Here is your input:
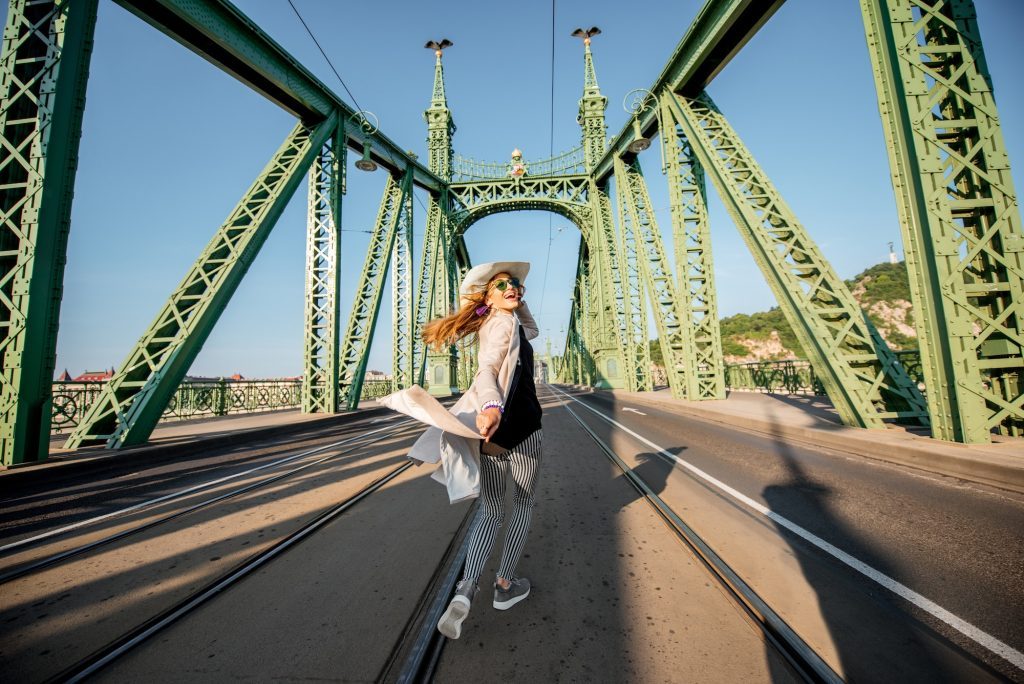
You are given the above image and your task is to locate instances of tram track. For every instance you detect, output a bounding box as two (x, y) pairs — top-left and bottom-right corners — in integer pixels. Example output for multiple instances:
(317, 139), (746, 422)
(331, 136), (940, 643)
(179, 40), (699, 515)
(49, 459), (416, 683)
(1, 412), (444, 682)
(0, 417), (416, 585)
(545, 384), (842, 684)
(0, 414), (416, 557)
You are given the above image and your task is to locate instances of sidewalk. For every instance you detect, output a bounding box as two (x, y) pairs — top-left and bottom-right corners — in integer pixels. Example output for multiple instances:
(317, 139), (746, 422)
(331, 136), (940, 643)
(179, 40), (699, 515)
(608, 388), (1024, 495)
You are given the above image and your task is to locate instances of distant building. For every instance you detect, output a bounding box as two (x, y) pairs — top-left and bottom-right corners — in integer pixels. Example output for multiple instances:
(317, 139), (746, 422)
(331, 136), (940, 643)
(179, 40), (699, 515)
(365, 370), (390, 381)
(73, 368), (114, 382)
(56, 369), (72, 382)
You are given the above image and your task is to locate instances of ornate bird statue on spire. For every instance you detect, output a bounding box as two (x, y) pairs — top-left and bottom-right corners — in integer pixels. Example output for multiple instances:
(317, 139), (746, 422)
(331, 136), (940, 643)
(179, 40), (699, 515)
(571, 27), (601, 44)
(424, 39), (454, 57)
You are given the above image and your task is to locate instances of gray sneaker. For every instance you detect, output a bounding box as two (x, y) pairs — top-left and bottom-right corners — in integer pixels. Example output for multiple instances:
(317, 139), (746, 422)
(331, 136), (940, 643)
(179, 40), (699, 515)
(493, 577), (531, 610)
(437, 579), (477, 639)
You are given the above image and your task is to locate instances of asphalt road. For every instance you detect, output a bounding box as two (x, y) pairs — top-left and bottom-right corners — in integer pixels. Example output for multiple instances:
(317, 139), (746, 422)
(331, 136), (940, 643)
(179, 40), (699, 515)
(2, 388), (1021, 681)
(555, 386), (1024, 682)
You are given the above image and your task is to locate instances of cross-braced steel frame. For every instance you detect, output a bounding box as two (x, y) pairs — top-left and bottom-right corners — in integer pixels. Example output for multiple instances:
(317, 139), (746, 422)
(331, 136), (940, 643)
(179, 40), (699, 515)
(1, 0), (1021, 468)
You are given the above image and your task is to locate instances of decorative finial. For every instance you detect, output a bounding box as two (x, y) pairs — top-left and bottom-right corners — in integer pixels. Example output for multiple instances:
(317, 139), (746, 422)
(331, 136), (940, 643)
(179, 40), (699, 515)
(424, 39), (454, 58)
(571, 27), (601, 46)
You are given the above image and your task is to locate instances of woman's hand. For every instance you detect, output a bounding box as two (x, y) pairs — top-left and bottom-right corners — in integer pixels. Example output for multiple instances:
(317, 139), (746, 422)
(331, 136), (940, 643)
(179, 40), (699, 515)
(476, 407), (502, 441)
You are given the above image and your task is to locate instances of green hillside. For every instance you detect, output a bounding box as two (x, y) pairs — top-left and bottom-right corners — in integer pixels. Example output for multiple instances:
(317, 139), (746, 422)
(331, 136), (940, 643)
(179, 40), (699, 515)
(716, 261), (916, 362)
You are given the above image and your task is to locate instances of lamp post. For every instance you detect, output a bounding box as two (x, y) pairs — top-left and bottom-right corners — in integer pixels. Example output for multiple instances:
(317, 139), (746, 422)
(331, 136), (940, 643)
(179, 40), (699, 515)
(350, 110), (380, 172)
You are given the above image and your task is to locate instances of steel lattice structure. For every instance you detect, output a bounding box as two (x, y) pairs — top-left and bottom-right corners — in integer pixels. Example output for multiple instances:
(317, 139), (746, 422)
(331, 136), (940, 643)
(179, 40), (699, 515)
(1, 0), (1021, 467)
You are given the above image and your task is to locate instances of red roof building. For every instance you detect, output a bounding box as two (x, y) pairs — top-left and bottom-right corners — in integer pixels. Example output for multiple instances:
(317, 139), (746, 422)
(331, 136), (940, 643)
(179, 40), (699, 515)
(72, 368), (114, 382)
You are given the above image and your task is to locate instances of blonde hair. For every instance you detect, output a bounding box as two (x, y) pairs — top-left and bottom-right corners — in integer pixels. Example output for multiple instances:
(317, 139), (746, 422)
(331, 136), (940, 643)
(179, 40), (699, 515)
(421, 275), (504, 351)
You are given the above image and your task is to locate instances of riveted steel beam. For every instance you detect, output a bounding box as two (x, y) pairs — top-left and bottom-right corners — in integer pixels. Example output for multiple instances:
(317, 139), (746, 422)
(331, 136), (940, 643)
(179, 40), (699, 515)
(615, 156), (689, 399)
(112, 0), (441, 192)
(338, 169), (413, 410)
(67, 115), (337, 449)
(391, 175), (415, 390)
(613, 170), (653, 392)
(669, 92), (929, 429)
(661, 91), (726, 400)
(589, 181), (630, 389)
(861, 0), (1024, 442)
(593, 0), (785, 183)
(301, 121), (344, 414)
(0, 0), (98, 465)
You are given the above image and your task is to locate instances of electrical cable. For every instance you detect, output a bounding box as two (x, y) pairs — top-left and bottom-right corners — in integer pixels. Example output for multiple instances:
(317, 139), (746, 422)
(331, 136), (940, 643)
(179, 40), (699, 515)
(538, 0), (557, 329)
(287, 0), (431, 221)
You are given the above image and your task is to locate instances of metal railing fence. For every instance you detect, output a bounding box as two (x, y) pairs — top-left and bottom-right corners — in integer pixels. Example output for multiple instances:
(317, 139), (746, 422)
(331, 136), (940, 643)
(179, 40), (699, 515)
(50, 378), (396, 432)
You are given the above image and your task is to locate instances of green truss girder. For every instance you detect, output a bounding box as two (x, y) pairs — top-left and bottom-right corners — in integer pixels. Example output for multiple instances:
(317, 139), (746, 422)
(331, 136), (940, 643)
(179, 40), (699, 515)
(572, 239), (598, 385)
(67, 115), (337, 449)
(860, 0), (1024, 442)
(589, 181), (632, 389)
(661, 92), (726, 400)
(413, 193), (443, 385)
(615, 155), (690, 399)
(613, 171), (653, 392)
(668, 91), (930, 429)
(448, 176), (592, 237)
(338, 168), (414, 410)
(391, 178), (414, 390)
(0, 0), (98, 466)
(301, 122), (344, 414)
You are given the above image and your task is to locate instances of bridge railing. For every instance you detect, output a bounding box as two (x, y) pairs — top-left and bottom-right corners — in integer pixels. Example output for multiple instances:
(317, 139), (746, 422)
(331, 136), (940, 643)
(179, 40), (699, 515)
(50, 378), (396, 432)
(452, 146), (586, 181)
(721, 350), (924, 395)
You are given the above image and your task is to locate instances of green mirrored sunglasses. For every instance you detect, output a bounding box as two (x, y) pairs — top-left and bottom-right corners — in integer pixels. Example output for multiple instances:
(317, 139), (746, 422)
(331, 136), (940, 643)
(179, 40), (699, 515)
(490, 277), (522, 292)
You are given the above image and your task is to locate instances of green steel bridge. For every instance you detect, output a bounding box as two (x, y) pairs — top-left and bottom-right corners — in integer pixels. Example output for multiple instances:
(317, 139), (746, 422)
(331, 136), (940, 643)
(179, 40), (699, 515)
(1, 0), (1022, 467)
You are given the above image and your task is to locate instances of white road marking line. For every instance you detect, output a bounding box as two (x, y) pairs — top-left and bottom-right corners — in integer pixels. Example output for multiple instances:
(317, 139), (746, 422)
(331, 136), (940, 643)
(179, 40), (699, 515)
(622, 407), (647, 415)
(551, 385), (1024, 671)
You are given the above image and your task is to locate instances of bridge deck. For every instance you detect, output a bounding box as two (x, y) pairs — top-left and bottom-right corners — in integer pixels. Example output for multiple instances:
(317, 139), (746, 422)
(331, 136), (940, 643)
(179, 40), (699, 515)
(1, 387), (1021, 681)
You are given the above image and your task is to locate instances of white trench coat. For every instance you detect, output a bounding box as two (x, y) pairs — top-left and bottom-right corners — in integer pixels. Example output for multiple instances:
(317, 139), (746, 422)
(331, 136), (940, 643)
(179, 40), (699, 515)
(378, 302), (539, 503)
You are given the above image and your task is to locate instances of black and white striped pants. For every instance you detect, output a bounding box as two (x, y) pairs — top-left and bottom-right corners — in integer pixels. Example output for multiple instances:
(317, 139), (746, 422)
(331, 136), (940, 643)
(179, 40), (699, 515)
(462, 429), (543, 585)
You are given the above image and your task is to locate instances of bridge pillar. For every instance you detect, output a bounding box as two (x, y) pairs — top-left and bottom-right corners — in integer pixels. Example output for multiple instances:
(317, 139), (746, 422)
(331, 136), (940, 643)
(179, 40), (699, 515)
(668, 92), (929, 430)
(0, 0), (98, 465)
(861, 0), (1024, 441)
(302, 122), (344, 414)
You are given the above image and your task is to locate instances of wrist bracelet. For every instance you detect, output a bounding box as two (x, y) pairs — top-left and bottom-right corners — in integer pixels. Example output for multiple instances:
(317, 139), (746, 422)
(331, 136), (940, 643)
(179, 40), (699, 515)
(481, 400), (504, 414)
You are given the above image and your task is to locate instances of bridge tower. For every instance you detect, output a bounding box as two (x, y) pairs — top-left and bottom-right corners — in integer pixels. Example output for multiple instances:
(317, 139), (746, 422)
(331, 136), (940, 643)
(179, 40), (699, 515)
(418, 42), (459, 397)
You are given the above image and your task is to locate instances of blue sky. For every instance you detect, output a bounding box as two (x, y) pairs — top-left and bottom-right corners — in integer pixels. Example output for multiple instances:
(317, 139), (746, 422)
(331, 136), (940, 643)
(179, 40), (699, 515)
(25, 0), (1023, 378)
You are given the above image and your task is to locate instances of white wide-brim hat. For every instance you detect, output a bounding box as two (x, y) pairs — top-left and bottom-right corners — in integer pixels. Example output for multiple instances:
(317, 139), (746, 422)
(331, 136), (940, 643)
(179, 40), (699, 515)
(458, 261), (530, 309)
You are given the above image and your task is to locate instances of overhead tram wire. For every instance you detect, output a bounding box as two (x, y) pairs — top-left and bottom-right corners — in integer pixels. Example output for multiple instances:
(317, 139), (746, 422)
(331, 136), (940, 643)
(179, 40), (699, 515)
(286, 0), (430, 218)
(538, 0), (556, 326)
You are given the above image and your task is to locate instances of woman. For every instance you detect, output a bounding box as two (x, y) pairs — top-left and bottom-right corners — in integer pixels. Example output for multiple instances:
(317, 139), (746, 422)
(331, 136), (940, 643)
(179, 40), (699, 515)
(379, 261), (543, 640)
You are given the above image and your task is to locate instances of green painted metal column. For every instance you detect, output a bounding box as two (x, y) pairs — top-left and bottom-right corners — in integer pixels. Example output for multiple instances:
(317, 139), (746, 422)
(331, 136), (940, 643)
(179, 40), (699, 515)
(0, 0), (98, 465)
(615, 155), (690, 399)
(338, 168), (414, 409)
(661, 91), (726, 400)
(391, 176), (414, 389)
(614, 170), (653, 392)
(590, 182), (631, 389)
(67, 115), (338, 448)
(861, 0), (1024, 441)
(669, 92), (929, 429)
(301, 120), (344, 413)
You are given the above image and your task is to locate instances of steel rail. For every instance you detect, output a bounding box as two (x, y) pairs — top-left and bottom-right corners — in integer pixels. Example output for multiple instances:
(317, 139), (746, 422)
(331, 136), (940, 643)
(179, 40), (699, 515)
(50, 459), (414, 683)
(375, 499), (480, 683)
(0, 415), (413, 555)
(0, 421), (416, 585)
(545, 384), (843, 684)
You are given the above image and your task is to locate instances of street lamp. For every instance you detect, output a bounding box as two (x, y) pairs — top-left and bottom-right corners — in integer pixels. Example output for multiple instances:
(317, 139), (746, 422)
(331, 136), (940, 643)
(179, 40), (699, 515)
(350, 111), (380, 172)
(623, 89), (656, 154)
